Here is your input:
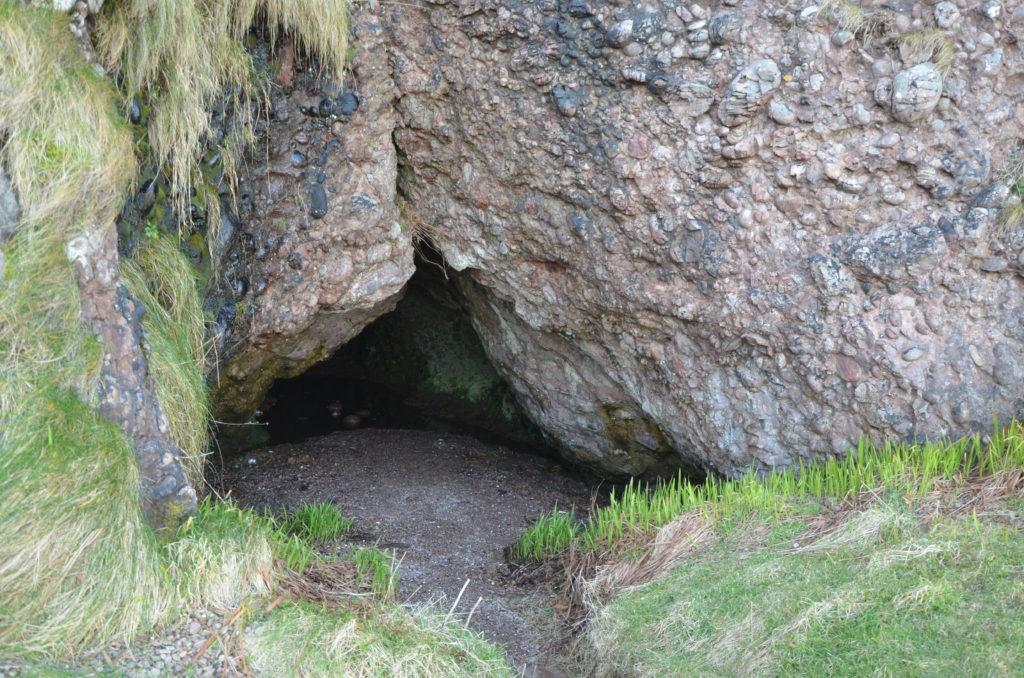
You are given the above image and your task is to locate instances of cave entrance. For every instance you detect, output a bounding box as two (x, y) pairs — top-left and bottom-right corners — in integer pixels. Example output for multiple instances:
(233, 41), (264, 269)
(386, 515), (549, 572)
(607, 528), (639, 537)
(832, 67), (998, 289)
(221, 253), (592, 672)
(253, 251), (547, 453)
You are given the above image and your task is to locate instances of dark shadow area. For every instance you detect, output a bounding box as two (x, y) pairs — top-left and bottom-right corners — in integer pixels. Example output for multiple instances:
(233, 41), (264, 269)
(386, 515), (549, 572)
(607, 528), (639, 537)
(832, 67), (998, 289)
(250, 250), (550, 453)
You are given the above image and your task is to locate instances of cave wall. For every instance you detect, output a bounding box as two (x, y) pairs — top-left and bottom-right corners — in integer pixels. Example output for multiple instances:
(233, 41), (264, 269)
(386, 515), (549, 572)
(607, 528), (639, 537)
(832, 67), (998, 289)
(211, 0), (1024, 477)
(209, 20), (415, 421)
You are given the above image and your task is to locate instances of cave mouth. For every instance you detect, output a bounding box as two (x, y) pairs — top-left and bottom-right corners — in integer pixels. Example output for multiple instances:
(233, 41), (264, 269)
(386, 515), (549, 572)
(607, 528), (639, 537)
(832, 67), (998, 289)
(253, 250), (550, 454)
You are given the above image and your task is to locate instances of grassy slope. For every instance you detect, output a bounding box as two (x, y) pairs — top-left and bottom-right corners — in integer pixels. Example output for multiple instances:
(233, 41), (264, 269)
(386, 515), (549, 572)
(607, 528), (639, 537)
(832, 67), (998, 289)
(512, 425), (1024, 676)
(0, 4), (160, 654)
(248, 600), (513, 678)
(590, 497), (1024, 676)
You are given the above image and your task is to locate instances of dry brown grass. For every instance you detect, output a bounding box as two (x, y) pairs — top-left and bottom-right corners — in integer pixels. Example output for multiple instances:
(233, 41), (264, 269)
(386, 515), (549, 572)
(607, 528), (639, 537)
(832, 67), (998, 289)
(278, 560), (364, 606)
(900, 30), (956, 75)
(820, 0), (899, 47)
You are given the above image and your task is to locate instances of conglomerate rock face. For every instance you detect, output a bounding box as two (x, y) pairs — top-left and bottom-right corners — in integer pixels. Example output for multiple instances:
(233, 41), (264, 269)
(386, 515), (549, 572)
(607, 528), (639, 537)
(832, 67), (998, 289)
(211, 22), (415, 420)
(216, 0), (1024, 477)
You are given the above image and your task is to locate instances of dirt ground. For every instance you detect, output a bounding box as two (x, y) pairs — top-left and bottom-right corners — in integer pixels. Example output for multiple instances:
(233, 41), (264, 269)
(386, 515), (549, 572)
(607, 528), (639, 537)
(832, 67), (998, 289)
(219, 428), (594, 676)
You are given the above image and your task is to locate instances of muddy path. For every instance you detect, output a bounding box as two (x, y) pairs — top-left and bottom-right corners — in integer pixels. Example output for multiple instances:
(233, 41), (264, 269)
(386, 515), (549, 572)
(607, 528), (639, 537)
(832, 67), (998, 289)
(220, 428), (594, 675)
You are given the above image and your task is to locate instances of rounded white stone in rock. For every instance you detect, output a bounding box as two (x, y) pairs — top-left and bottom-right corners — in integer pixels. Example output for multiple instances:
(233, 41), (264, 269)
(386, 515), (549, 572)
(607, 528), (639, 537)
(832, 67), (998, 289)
(891, 63), (943, 123)
(934, 2), (960, 28)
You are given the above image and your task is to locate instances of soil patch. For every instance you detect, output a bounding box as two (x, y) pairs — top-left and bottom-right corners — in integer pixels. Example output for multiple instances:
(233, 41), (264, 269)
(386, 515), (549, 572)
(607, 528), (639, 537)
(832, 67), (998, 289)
(220, 428), (594, 675)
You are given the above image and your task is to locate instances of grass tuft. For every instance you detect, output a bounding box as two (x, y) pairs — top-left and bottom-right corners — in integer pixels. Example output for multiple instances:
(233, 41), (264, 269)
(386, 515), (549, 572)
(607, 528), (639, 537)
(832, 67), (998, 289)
(279, 501), (353, 543)
(819, 0), (898, 46)
(511, 510), (579, 561)
(900, 29), (956, 75)
(246, 600), (514, 678)
(166, 498), (277, 611)
(352, 546), (399, 600)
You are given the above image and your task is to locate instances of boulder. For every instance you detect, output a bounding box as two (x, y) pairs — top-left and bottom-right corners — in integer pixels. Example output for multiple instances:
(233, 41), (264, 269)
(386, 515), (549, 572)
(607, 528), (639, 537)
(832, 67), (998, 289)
(214, 2), (1024, 477)
(384, 1), (1024, 475)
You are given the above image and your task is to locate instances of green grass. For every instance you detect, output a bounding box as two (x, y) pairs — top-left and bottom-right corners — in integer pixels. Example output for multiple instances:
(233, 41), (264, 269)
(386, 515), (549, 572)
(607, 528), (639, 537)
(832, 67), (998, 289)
(246, 600), (514, 678)
(0, 1), (356, 658)
(122, 234), (209, 489)
(516, 422), (1024, 558)
(588, 498), (1024, 676)
(511, 510), (579, 561)
(352, 546), (399, 600)
(0, 4), (155, 656)
(279, 501), (353, 543)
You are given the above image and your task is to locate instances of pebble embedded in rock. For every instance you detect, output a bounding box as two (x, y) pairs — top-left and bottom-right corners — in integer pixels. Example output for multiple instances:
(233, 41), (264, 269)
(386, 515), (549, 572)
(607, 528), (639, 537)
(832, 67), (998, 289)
(891, 63), (943, 123)
(128, 97), (142, 124)
(719, 59), (782, 127)
(709, 12), (742, 44)
(903, 347), (925, 361)
(605, 19), (633, 48)
(768, 99), (796, 125)
(310, 184), (328, 219)
(551, 84), (581, 117)
(338, 91), (359, 116)
(934, 2), (960, 28)
(981, 257), (1008, 272)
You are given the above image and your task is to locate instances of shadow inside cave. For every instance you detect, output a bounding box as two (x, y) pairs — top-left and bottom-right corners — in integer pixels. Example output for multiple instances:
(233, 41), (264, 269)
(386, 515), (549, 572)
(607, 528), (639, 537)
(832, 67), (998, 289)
(239, 250), (550, 455)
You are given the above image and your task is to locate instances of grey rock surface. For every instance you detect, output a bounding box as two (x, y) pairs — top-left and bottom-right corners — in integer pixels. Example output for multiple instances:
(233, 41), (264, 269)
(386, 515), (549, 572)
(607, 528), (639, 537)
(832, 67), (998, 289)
(215, 0), (1024, 477)
(0, 167), (19, 242)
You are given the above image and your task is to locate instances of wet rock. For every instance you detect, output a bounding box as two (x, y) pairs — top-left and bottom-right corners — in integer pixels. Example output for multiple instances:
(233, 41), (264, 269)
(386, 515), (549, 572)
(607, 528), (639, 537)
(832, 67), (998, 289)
(718, 59), (781, 127)
(891, 63), (943, 123)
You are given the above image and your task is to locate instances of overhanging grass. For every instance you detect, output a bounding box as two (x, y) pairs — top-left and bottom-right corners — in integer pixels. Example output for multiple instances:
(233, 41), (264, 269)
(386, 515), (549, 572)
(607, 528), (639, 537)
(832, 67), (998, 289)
(96, 0), (350, 220)
(122, 234), (209, 489)
(588, 498), (1024, 676)
(246, 600), (514, 678)
(515, 423), (1024, 557)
